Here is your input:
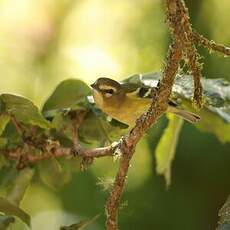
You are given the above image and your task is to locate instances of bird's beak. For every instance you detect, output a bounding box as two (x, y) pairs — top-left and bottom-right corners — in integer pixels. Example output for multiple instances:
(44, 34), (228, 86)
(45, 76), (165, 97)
(90, 82), (97, 89)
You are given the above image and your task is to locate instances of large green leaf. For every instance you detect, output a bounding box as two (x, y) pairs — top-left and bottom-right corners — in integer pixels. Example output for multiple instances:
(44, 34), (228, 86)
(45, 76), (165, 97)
(178, 100), (230, 143)
(155, 114), (184, 186)
(217, 195), (230, 230)
(38, 158), (72, 190)
(51, 112), (76, 143)
(0, 122), (23, 150)
(79, 109), (127, 148)
(0, 94), (50, 129)
(7, 168), (34, 206)
(42, 79), (91, 114)
(0, 197), (30, 227)
(195, 106), (230, 143)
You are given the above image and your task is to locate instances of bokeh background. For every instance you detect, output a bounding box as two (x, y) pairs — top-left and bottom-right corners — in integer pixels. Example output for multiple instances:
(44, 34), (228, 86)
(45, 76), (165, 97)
(0, 0), (230, 229)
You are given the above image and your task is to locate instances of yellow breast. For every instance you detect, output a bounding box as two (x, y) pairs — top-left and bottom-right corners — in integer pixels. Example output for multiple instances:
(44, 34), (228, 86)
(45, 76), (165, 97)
(114, 97), (150, 126)
(93, 90), (151, 127)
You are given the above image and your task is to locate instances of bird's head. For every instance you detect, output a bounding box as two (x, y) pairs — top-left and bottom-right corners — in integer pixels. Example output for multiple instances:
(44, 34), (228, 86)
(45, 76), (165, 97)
(90, 77), (122, 100)
(91, 77), (139, 109)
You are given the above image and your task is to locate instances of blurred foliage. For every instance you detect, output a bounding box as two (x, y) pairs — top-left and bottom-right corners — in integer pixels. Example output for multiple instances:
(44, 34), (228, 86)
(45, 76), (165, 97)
(155, 114), (184, 187)
(0, 0), (229, 229)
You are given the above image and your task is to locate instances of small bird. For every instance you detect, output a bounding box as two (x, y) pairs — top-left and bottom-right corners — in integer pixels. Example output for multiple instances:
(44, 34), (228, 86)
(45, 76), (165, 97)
(91, 77), (200, 127)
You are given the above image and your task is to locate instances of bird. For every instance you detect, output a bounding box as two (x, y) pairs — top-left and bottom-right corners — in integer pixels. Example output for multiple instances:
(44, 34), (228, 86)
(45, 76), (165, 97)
(90, 77), (200, 127)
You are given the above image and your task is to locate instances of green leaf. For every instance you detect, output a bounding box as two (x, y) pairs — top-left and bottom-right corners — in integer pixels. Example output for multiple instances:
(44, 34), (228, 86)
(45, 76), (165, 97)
(51, 112), (75, 141)
(78, 111), (111, 147)
(195, 108), (230, 143)
(38, 158), (71, 190)
(7, 168), (34, 206)
(0, 115), (10, 136)
(42, 79), (91, 114)
(79, 110), (127, 147)
(0, 122), (23, 149)
(180, 100), (230, 143)
(217, 195), (230, 230)
(0, 197), (30, 227)
(0, 94), (50, 129)
(0, 214), (15, 230)
(60, 214), (100, 230)
(155, 114), (184, 186)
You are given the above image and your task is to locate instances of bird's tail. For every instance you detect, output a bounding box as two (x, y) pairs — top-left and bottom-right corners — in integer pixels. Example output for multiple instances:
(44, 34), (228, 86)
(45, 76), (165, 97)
(167, 106), (201, 123)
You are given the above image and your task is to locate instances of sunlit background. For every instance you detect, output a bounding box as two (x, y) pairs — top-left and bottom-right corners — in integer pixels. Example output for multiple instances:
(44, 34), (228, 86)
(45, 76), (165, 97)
(0, 0), (230, 229)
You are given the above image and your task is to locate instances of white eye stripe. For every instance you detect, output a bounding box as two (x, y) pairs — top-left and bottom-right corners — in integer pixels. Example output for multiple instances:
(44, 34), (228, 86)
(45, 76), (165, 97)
(99, 85), (117, 92)
(105, 93), (113, 98)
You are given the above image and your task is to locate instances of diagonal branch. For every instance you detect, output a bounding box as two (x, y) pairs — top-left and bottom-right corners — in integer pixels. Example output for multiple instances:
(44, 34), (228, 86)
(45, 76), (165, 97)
(105, 0), (211, 228)
(105, 41), (182, 230)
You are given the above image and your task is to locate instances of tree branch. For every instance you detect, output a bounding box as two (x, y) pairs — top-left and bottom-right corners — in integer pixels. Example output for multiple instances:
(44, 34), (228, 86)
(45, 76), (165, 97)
(193, 31), (230, 56)
(1, 145), (116, 164)
(105, 0), (209, 228)
(166, 0), (203, 108)
(105, 41), (182, 229)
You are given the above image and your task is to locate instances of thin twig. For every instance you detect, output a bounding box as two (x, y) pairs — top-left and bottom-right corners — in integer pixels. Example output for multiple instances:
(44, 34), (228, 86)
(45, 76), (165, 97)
(70, 110), (118, 167)
(193, 31), (230, 56)
(1, 145), (115, 164)
(10, 115), (24, 135)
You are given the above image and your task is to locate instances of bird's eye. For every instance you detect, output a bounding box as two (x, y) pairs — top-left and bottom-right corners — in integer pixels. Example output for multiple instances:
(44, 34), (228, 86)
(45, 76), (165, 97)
(104, 89), (114, 94)
(103, 89), (114, 98)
